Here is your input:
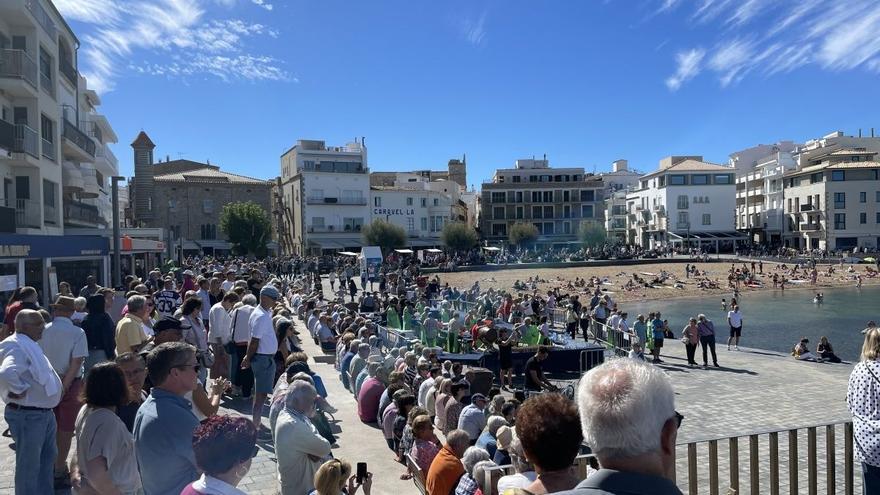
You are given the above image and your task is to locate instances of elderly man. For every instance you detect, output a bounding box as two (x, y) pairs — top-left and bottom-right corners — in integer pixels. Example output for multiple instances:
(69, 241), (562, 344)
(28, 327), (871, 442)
(39, 296), (88, 488)
(229, 293), (257, 398)
(208, 291), (239, 379)
(275, 380), (332, 495)
(115, 295), (151, 355)
(134, 342), (201, 495)
(79, 275), (101, 298)
(555, 359), (683, 495)
(0, 309), (63, 494)
(458, 393), (488, 444)
(348, 343), (371, 392)
(316, 314), (337, 352)
(426, 429), (470, 495)
(242, 285), (281, 428)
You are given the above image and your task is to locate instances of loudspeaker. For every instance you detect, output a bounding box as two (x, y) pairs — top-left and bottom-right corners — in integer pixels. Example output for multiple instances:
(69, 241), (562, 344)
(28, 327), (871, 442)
(464, 367), (495, 396)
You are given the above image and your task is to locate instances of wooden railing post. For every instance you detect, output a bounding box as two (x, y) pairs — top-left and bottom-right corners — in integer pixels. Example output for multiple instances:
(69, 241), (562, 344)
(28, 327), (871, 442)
(709, 439), (719, 495)
(750, 434), (760, 494)
(827, 424), (836, 495)
(688, 443), (698, 495)
(770, 431), (780, 495)
(845, 422), (854, 495)
(729, 437), (740, 493)
(789, 429), (799, 495)
(808, 427), (818, 495)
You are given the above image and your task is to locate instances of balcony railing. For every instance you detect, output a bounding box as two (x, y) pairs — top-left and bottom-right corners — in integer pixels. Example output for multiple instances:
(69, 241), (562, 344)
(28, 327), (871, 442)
(95, 143), (118, 169)
(800, 223), (821, 232)
(12, 124), (38, 158)
(307, 224), (362, 233)
(25, 0), (57, 38)
(59, 57), (77, 86)
(0, 119), (12, 152)
(0, 49), (38, 89)
(43, 203), (57, 225)
(64, 200), (105, 225)
(800, 204), (815, 212)
(677, 222), (690, 229)
(39, 70), (54, 99)
(13, 198), (41, 228)
(305, 197), (367, 205)
(80, 119), (103, 143)
(41, 137), (55, 161)
(63, 119), (96, 157)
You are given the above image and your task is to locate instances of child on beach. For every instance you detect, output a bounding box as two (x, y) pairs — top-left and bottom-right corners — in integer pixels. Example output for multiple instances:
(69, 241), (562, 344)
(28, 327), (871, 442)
(721, 298), (727, 311)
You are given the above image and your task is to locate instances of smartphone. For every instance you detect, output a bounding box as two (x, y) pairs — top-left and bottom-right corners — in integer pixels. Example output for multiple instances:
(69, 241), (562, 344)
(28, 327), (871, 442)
(356, 462), (367, 483)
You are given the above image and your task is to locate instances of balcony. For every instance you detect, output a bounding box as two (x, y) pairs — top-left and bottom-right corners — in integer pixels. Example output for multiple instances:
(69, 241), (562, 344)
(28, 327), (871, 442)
(41, 137), (55, 161)
(800, 204), (815, 212)
(94, 143), (118, 175)
(10, 124), (39, 159)
(799, 223), (821, 232)
(59, 57), (77, 87)
(64, 200), (105, 226)
(11, 198), (41, 229)
(25, 0), (57, 38)
(305, 196), (367, 206)
(43, 203), (57, 225)
(0, 119), (12, 152)
(62, 119), (96, 160)
(652, 205), (665, 215)
(0, 49), (38, 94)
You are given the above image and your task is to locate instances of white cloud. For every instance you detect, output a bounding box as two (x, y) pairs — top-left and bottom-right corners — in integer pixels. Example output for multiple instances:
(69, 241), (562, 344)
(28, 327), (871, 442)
(665, 48), (705, 91)
(658, 0), (880, 89)
(460, 12), (488, 47)
(251, 0), (273, 11)
(54, 0), (287, 94)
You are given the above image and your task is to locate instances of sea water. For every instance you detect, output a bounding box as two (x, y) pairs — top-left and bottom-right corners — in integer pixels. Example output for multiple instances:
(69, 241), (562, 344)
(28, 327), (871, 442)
(624, 285), (880, 361)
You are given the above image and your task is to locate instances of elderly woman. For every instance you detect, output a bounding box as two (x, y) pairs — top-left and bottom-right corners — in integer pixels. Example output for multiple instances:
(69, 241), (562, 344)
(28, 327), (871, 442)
(180, 416), (257, 495)
(410, 415), (441, 473)
(476, 416), (508, 458)
(312, 458), (372, 495)
(681, 317), (700, 367)
(454, 447), (491, 495)
(848, 327), (880, 493)
(473, 460), (500, 495)
(74, 362), (141, 494)
(497, 436), (537, 492)
(515, 393), (583, 493)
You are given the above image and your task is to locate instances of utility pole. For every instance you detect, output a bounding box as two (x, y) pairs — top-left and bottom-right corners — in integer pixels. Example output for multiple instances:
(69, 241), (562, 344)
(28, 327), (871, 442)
(111, 176), (124, 287)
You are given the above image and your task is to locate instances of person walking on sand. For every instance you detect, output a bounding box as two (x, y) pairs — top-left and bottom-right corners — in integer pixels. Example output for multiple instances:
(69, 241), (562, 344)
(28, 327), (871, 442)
(727, 305), (743, 351)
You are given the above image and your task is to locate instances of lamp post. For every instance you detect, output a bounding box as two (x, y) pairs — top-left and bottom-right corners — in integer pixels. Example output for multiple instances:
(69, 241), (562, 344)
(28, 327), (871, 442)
(111, 176), (124, 288)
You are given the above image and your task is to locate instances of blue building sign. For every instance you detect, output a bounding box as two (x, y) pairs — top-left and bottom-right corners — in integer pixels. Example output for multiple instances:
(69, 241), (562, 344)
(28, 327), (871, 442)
(0, 234), (109, 259)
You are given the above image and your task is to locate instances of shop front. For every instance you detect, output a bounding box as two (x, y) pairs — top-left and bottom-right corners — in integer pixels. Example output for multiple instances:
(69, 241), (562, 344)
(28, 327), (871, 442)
(0, 234), (110, 307)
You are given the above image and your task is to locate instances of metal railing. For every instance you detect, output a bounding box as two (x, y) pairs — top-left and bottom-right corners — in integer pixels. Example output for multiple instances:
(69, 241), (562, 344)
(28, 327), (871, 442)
(41, 137), (55, 161)
(25, 0), (57, 38)
(14, 198), (41, 228)
(39, 70), (54, 98)
(13, 124), (38, 158)
(0, 48), (38, 89)
(62, 119), (96, 157)
(476, 421), (857, 495)
(81, 119), (102, 143)
(59, 56), (77, 86)
(95, 143), (118, 169)
(64, 200), (105, 225)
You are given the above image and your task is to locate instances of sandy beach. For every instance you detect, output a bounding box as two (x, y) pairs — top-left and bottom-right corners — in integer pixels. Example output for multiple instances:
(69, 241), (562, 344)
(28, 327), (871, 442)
(434, 260), (880, 303)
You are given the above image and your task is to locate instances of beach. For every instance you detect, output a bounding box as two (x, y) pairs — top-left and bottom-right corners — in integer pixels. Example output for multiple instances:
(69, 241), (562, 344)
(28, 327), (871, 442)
(434, 260), (880, 303)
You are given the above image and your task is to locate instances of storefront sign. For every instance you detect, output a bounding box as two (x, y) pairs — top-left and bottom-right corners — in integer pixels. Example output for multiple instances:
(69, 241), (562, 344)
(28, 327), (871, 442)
(373, 208), (415, 216)
(0, 275), (17, 292)
(0, 234), (109, 258)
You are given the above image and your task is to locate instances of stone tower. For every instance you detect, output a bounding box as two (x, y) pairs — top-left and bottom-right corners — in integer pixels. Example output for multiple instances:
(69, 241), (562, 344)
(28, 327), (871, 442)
(447, 155), (467, 189)
(130, 131), (155, 225)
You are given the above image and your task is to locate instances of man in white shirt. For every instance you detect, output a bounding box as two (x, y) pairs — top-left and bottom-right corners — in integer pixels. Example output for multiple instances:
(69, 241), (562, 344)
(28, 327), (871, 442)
(242, 285), (280, 428)
(220, 270), (237, 293)
(229, 294), (257, 398)
(727, 305), (743, 350)
(0, 309), (63, 494)
(39, 297), (89, 487)
(208, 292), (240, 383)
(274, 381), (331, 495)
(418, 367), (440, 408)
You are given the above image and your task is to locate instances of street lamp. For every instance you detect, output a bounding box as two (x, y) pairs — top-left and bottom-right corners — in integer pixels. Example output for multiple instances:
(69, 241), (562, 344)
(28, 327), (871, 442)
(111, 176), (125, 288)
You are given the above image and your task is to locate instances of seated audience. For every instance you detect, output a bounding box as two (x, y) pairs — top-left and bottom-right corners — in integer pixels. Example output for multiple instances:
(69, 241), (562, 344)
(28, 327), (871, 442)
(426, 429), (470, 495)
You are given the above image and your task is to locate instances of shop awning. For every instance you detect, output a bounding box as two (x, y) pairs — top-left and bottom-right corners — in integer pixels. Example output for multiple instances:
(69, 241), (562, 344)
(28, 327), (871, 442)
(425, 248), (443, 253)
(339, 251), (359, 256)
(121, 236), (165, 253)
(395, 249), (414, 254)
(483, 246), (501, 251)
(309, 239), (362, 249)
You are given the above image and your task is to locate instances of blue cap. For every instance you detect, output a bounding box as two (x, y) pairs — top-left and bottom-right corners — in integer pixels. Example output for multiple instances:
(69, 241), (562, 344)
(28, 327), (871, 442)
(260, 285), (281, 300)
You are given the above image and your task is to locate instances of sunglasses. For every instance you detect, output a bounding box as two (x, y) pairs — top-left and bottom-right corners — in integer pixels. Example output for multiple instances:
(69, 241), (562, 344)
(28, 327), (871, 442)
(673, 411), (684, 429)
(174, 363), (201, 374)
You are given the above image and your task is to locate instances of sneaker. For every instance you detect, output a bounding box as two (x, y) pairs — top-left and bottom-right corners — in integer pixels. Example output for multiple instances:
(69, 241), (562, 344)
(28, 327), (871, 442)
(727, 346), (731, 351)
(735, 346), (740, 351)
(714, 363), (720, 367)
(321, 403), (338, 414)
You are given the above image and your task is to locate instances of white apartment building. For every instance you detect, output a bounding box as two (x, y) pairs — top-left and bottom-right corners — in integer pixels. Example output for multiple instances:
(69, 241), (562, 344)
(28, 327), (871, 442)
(783, 148), (880, 251)
(0, 0), (118, 302)
(734, 150), (797, 245)
(279, 139), (370, 254)
(369, 172), (463, 247)
(625, 156), (741, 251)
(601, 160), (641, 244)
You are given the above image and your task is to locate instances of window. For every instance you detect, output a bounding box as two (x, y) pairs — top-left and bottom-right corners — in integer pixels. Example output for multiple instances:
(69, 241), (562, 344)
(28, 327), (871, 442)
(543, 206), (553, 219)
(343, 217), (363, 231)
(834, 192), (845, 209)
(702, 213), (711, 225)
(860, 212), (867, 224)
(373, 196), (381, 207)
(516, 206), (523, 219)
(581, 204), (594, 218)
(677, 195), (689, 209)
(861, 192), (867, 203)
(832, 171), (845, 181)
(421, 198), (427, 207)
(877, 212), (880, 224)
(493, 207), (505, 220)
(433, 198), (439, 206)
(531, 191), (541, 202)
(692, 175), (709, 185)
(563, 222), (571, 234)
(200, 224), (217, 240)
(42, 179), (55, 207)
(834, 213), (846, 230)
(658, 176), (666, 187)
(512, 176), (521, 183)
(421, 217), (427, 230)
(677, 211), (689, 226)
(532, 206), (542, 219)
(670, 175), (686, 185)
(853, 156), (861, 162)
(810, 173), (823, 184)
(39, 47), (52, 90)
(563, 191), (570, 202)
(406, 197), (413, 206)
(311, 217), (325, 228)
(877, 191), (880, 202)
(492, 223), (507, 236)
(491, 192), (505, 203)
(580, 190), (595, 202)
(543, 222), (554, 235)
(543, 191), (553, 202)
(515, 191), (523, 202)
(713, 174), (732, 184)
(406, 217), (414, 231)
(312, 189), (324, 199)
(168, 199), (177, 212)
(202, 199), (214, 213)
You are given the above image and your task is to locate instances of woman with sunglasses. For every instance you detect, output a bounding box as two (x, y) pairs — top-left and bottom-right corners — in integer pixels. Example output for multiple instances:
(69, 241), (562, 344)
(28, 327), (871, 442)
(181, 415), (258, 495)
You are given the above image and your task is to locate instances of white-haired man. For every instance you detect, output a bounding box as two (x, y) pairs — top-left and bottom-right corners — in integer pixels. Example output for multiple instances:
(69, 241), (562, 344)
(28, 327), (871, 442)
(555, 359), (683, 495)
(274, 380), (332, 495)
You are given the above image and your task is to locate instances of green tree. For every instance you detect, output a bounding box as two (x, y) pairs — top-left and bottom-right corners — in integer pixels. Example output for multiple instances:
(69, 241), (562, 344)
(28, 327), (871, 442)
(219, 201), (272, 256)
(362, 219), (406, 254)
(441, 222), (478, 253)
(579, 220), (607, 248)
(509, 222), (539, 248)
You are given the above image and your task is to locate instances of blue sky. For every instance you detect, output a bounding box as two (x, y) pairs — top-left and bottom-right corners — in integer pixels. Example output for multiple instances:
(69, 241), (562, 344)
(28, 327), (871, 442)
(56, 0), (880, 186)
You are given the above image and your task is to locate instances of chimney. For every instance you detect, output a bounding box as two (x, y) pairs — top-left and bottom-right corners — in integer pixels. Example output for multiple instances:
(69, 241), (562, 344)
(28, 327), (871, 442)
(872, 128), (875, 138)
(859, 129), (862, 138)
(166, 154), (170, 162)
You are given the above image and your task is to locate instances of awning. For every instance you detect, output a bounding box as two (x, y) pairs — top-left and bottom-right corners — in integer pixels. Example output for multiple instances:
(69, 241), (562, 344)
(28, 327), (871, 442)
(121, 236), (165, 253)
(483, 246), (501, 252)
(395, 249), (414, 254)
(668, 231), (749, 240)
(309, 239), (362, 249)
(339, 251), (359, 256)
(425, 248), (443, 253)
